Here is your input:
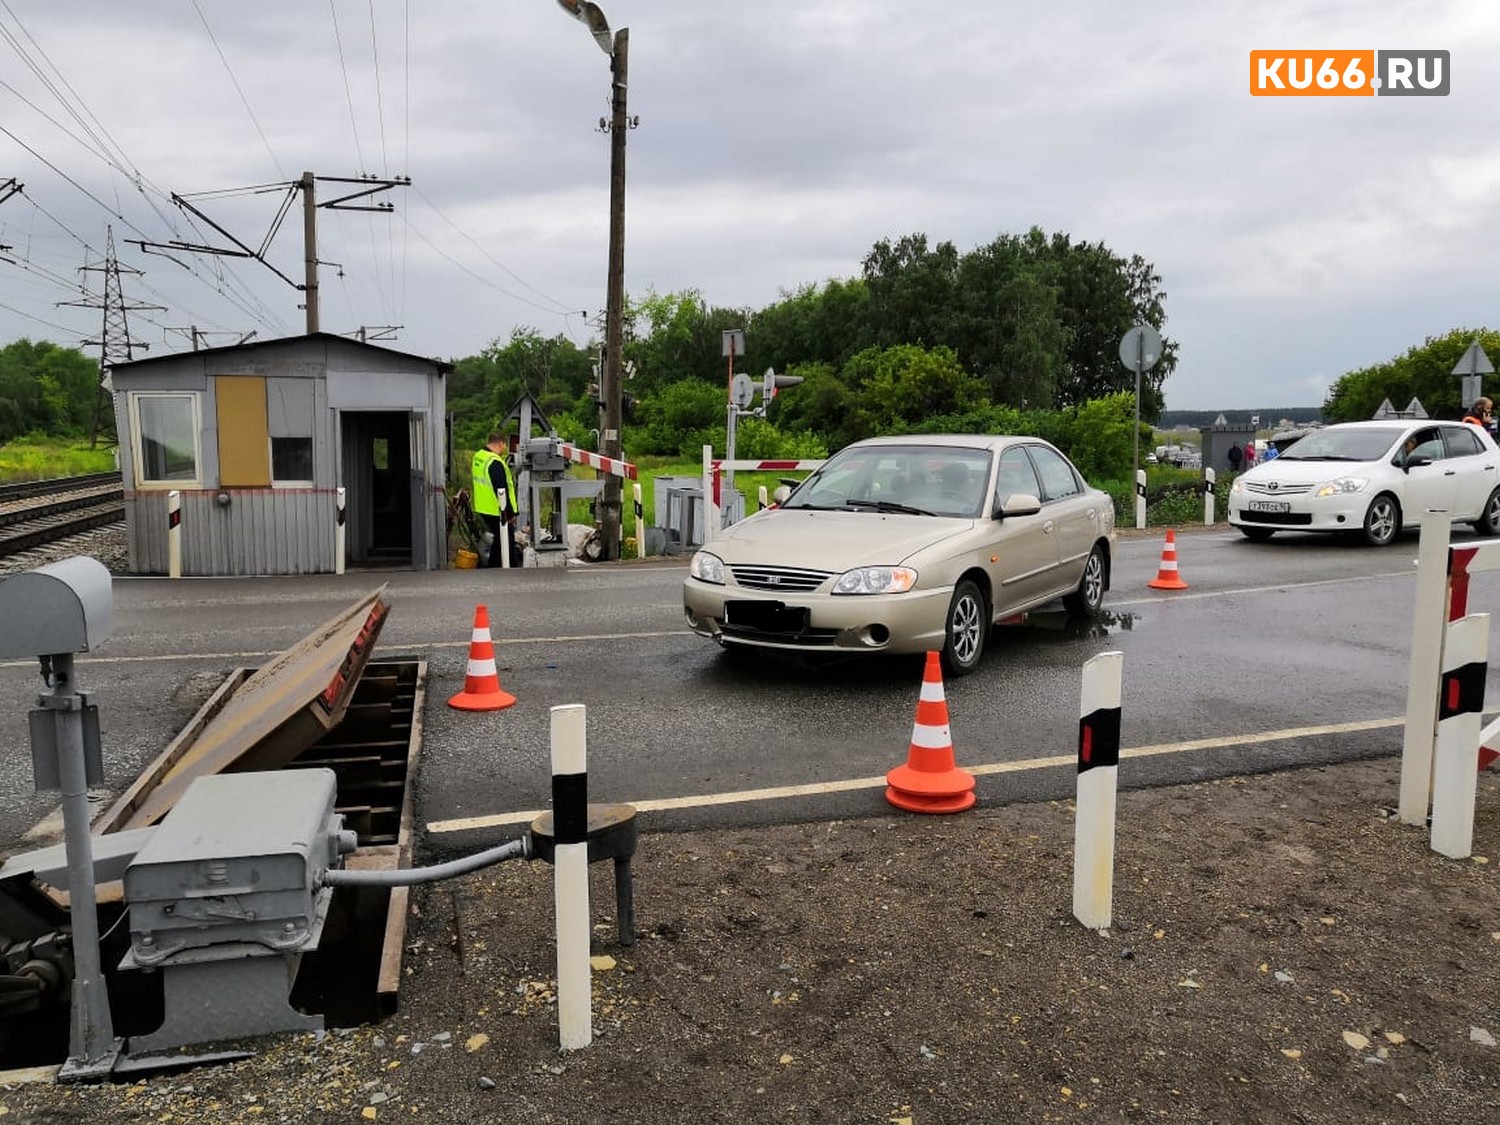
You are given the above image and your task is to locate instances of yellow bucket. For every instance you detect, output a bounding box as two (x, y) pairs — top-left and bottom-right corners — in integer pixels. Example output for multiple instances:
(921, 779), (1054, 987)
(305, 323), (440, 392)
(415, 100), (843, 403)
(455, 549), (479, 570)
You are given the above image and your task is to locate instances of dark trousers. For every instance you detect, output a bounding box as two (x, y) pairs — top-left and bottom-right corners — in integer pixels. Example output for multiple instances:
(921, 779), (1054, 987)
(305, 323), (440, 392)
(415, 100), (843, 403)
(481, 514), (521, 568)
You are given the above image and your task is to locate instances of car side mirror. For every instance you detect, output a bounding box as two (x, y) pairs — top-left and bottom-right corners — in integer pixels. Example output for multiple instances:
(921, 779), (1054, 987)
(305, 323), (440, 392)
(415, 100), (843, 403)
(1403, 454), (1432, 471)
(996, 493), (1042, 518)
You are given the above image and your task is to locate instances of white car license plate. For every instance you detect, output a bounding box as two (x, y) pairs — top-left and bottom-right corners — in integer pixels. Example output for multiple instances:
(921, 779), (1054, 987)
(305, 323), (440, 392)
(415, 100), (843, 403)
(1247, 499), (1290, 514)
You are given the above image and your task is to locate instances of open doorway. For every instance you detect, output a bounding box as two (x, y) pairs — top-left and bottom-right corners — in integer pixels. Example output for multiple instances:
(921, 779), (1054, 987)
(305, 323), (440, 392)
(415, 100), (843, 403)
(340, 411), (413, 567)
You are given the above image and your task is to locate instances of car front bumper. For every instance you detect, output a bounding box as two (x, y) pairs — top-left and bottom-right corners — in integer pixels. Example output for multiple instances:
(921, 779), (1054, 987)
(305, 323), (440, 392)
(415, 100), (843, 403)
(682, 578), (954, 654)
(1228, 494), (1370, 533)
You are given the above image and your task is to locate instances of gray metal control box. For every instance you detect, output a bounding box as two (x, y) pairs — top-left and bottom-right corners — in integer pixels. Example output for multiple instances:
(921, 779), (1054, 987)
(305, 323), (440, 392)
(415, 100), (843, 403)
(124, 769), (345, 965)
(523, 436), (567, 474)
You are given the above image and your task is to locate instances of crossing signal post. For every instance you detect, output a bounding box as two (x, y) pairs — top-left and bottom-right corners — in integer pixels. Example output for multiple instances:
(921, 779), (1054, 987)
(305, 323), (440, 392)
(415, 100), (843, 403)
(723, 366), (803, 504)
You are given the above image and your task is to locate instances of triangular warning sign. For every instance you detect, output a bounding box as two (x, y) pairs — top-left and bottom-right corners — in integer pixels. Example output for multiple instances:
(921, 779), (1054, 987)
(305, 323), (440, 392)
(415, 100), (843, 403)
(1405, 398), (1428, 419)
(1213, 413), (1228, 426)
(1453, 341), (1495, 376)
(1372, 398), (1395, 419)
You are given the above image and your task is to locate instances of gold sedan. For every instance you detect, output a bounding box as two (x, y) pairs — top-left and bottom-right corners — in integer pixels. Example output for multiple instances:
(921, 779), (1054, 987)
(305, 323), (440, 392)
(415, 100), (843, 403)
(682, 434), (1115, 676)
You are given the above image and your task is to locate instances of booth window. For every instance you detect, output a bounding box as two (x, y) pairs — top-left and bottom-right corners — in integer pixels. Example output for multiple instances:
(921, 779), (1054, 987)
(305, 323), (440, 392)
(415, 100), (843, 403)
(131, 393), (201, 487)
(267, 379), (315, 485)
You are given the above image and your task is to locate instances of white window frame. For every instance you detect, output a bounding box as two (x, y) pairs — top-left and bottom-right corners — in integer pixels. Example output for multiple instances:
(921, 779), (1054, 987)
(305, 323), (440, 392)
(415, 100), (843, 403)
(269, 435), (315, 488)
(129, 391), (203, 490)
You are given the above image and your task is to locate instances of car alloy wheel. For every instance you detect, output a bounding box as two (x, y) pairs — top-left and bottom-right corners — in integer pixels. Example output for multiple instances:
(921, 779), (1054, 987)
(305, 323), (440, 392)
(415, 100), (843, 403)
(1362, 494), (1400, 547)
(942, 578), (987, 677)
(1474, 486), (1500, 537)
(1063, 544), (1106, 617)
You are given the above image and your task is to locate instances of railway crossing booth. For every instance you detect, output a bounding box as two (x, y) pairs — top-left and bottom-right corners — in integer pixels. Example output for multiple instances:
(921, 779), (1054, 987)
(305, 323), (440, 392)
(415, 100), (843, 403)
(109, 334), (451, 576)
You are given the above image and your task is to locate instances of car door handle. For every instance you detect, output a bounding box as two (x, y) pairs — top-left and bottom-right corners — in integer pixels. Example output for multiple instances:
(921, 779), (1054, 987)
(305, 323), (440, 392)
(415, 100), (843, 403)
(1444, 470), (1457, 476)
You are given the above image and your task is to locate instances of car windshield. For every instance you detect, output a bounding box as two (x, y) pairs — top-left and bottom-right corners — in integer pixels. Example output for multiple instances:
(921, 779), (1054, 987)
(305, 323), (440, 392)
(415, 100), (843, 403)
(1275, 427), (1405, 462)
(782, 444), (991, 518)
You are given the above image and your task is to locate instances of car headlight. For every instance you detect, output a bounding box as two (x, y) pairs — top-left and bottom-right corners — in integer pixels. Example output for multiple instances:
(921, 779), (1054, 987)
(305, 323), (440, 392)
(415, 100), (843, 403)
(831, 566), (917, 595)
(1229, 478), (1244, 495)
(689, 550), (725, 584)
(1313, 478), (1369, 498)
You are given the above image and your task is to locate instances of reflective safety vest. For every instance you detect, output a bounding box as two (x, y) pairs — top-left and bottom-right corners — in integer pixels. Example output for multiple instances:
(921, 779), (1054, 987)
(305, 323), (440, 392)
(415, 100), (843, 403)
(471, 449), (517, 517)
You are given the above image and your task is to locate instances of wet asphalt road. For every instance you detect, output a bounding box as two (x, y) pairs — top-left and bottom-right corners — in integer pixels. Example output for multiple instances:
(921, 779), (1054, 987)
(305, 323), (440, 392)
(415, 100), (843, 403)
(1, 525), (1497, 855)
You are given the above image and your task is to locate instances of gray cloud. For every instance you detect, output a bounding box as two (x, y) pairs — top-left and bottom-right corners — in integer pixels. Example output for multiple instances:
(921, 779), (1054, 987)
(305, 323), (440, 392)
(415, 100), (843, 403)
(0, 1), (1496, 409)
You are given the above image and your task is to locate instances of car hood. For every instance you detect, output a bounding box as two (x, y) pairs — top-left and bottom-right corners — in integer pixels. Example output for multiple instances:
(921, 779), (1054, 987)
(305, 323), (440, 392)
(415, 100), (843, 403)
(705, 509), (975, 569)
(1243, 458), (1380, 484)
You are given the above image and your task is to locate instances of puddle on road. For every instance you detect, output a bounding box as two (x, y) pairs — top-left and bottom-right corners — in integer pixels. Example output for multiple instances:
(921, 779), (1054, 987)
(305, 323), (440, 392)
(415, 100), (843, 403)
(997, 607), (1138, 641)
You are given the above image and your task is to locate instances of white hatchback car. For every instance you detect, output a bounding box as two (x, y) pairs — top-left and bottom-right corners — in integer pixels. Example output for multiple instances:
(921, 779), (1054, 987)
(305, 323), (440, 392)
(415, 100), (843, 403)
(1228, 419), (1500, 546)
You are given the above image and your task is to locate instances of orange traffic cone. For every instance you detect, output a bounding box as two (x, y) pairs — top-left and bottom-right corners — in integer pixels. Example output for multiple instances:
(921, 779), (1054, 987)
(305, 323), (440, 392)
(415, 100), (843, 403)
(1147, 529), (1189, 590)
(448, 605), (517, 711)
(885, 651), (976, 814)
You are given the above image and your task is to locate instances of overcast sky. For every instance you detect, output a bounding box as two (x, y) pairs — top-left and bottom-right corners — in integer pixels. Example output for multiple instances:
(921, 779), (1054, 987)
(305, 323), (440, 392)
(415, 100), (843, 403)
(1, 1), (1496, 410)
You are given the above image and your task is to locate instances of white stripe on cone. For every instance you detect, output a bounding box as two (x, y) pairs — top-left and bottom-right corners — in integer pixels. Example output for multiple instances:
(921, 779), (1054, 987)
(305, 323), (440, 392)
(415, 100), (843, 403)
(466, 657), (497, 677)
(910, 724), (953, 748)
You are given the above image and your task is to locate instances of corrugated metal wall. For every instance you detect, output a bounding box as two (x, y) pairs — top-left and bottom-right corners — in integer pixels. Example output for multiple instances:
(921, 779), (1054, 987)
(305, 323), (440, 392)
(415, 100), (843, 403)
(126, 489), (336, 576)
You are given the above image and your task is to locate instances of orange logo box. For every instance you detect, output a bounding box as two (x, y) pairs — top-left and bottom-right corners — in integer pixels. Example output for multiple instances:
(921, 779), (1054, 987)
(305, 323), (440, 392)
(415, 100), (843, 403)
(1250, 50), (1376, 96)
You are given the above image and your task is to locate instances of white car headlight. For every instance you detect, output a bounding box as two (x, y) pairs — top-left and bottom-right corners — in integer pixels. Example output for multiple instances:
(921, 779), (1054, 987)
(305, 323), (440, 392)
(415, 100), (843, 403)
(831, 566), (917, 595)
(689, 550), (725, 584)
(1229, 478), (1244, 495)
(1314, 478), (1369, 498)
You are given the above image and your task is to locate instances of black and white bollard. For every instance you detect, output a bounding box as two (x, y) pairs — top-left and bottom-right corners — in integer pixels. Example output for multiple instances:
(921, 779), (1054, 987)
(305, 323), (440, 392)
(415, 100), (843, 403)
(1134, 469), (1146, 530)
(1072, 651), (1124, 930)
(335, 486), (347, 575)
(167, 489), (182, 579)
(1202, 466), (1216, 526)
(633, 482), (645, 557)
(550, 703), (592, 1049)
(1431, 613), (1489, 859)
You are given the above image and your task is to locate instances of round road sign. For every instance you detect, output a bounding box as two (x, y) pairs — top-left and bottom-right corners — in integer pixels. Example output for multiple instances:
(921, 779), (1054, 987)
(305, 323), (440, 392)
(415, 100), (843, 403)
(1119, 324), (1163, 372)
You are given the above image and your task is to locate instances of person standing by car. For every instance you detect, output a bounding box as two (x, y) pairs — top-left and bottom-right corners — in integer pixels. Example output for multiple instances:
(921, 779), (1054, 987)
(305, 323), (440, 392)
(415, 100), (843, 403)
(1463, 398), (1494, 432)
(472, 431), (521, 568)
(1227, 442), (1243, 474)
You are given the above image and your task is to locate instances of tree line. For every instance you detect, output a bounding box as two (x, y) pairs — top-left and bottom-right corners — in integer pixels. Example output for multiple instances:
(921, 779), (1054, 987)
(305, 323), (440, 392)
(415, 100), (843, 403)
(5, 225), (1177, 480)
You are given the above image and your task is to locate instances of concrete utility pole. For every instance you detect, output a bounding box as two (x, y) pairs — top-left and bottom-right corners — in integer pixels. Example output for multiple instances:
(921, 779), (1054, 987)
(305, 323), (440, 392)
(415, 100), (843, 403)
(302, 171), (319, 334)
(557, 0), (635, 560)
(600, 27), (629, 560)
(130, 173), (407, 338)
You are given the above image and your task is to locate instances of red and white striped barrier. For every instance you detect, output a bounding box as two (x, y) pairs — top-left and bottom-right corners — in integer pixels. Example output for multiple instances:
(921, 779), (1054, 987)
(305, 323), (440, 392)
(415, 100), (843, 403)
(1431, 613), (1489, 858)
(557, 444), (638, 481)
(1073, 651), (1124, 931)
(709, 459), (825, 472)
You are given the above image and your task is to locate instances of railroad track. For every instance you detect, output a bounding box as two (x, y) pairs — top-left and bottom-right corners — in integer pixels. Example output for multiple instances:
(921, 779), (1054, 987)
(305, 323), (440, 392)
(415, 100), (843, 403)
(0, 471), (125, 560)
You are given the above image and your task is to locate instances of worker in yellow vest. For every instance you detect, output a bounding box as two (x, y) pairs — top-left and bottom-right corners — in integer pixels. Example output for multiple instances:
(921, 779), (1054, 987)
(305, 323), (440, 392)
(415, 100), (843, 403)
(472, 432), (521, 568)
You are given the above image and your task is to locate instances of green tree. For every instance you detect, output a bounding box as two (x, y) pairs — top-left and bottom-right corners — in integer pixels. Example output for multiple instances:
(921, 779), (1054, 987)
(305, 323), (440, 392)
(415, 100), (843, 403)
(0, 339), (99, 441)
(1323, 328), (1500, 422)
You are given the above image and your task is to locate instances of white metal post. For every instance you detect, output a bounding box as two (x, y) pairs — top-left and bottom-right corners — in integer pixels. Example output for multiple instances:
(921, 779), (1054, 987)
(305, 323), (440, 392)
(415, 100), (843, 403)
(335, 486), (346, 575)
(701, 444), (718, 540)
(550, 703), (592, 1050)
(758, 485), (768, 512)
(1202, 467), (1216, 526)
(167, 489), (182, 579)
(1072, 652), (1124, 931)
(1134, 469), (1146, 530)
(633, 482), (644, 557)
(1400, 511), (1452, 825)
(1430, 613), (1488, 858)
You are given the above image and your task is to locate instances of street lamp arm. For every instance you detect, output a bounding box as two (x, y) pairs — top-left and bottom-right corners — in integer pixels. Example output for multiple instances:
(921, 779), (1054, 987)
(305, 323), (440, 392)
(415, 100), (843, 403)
(556, 0), (615, 55)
